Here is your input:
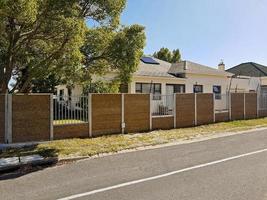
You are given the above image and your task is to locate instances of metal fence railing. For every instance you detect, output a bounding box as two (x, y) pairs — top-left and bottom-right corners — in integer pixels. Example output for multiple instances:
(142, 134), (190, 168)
(53, 95), (88, 125)
(214, 93), (229, 112)
(152, 94), (174, 116)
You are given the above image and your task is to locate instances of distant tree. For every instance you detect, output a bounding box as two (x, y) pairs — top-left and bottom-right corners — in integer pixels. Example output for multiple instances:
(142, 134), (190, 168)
(171, 49), (181, 63)
(153, 47), (181, 63)
(153, 48), (172, 62)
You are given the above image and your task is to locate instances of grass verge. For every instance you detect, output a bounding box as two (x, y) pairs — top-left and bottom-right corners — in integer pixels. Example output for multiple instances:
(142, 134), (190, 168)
(1, 118), (267, 159)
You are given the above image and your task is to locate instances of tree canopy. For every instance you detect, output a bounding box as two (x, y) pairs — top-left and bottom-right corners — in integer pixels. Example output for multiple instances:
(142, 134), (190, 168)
(153, 47), (181, 63)
(0, 0), (145, 93)
(81, 25), (145, 87)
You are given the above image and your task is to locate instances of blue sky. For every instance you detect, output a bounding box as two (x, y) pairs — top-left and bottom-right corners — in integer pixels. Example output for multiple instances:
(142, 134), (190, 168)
(121, 0), (267, 69)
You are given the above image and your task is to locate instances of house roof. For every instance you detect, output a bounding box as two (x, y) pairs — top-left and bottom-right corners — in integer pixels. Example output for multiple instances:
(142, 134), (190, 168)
(134, 57), (177, 78)
(226, 62), (267, 77)
(168, 61), (233, 77)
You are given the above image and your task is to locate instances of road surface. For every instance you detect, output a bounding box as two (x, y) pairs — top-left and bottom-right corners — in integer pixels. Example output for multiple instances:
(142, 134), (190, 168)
(1, 129), (267, 200)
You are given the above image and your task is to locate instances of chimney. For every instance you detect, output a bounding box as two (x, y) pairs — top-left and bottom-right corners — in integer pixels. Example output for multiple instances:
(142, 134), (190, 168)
(218, 60), (225, 71)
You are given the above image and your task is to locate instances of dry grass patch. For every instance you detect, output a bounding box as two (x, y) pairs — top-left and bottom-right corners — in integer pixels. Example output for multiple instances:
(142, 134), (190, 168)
(1, 118), (267, 159)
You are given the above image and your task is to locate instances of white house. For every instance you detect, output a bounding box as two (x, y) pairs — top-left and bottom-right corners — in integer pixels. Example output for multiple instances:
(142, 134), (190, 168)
(55, 57), (264, 115)
(56, 57), (263, 96)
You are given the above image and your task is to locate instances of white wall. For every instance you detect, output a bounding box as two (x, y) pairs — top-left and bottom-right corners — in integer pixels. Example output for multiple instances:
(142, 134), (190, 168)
(129, 76), (187, 95)
(229, 77), (260, 92)
(185, 74), (229, 93)
(56, 85), (83, 96)
(56, 74), (261, 97)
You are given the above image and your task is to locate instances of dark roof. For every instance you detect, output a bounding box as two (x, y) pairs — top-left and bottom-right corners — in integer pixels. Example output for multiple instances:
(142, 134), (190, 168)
(227, 62), (267, 77)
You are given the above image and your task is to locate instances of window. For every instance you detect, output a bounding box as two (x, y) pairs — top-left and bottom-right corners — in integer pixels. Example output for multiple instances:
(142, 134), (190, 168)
(193, 85), (203, 93)
(153, 83), (161, 100)
(135, 83), (162, 100)
(213, 85), (221, 99)
(174, 84), (185, 93)
(135, 83), (142, 93)
(166, 84), (186, 94)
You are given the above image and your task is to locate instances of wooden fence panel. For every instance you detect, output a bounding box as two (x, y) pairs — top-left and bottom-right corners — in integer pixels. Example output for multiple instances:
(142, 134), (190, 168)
(231, 93), (245, 120)
(152, 116), (174, 130)
(92, 94), (122, 137)
(12, 95), (51, 143)
(245, 93), (257, 119)
(176, 94), (195, 128)
(215, 112), (229, 123)
(197, 93), (214, 125)
(124, 94), (150, 133)
(54, 123), (89, 140)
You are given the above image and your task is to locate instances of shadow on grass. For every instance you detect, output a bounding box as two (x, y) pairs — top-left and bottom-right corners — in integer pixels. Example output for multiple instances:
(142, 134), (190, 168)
(0, 144), (59, 180)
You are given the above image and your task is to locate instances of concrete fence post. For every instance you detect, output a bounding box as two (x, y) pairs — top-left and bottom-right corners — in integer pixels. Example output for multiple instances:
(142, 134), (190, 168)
(244, 93), (246, 120)
(229, 93), (232, 121)
(4, 94), (8, 143)
(173, 93), (177, 128)
(50, 94), (54, 140)
(213, 93), (216, 123)
(194, 93), (197, 126)
(257, 92), (259, 118)
(121, 94), (125, 134)
(149, 93), (153, 131)
(5, 94), (12, 144)
(88, 94), (92, 137)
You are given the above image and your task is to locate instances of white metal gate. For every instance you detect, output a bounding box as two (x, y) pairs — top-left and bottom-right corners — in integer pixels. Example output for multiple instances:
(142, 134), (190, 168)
(53, 95), (88, 125)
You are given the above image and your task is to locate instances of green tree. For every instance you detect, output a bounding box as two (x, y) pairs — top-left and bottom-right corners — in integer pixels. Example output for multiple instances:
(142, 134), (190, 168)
(153, 47), (172, 63)
(171, 49), (181, 63)
(0, 0), (127, 93)
(81, 24), (146, 90)
(31, 74), (60, 93)
(153, 47), (181, 63)
(83, 80), (120, 94)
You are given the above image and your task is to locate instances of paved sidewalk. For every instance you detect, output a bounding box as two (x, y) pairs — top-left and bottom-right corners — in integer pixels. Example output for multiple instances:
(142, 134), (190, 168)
(0, 155), (44, 171)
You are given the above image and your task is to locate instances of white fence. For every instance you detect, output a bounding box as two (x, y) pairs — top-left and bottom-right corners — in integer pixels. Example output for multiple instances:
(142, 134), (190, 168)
(152, 95), (174, 116)
(53, 95), (88, 125)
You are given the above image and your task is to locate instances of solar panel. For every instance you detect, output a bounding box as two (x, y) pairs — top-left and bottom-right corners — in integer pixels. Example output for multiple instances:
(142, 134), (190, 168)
(141, 57), (160, 65)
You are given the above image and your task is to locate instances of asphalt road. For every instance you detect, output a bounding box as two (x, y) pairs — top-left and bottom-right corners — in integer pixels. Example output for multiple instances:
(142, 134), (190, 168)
(1, 129), (267, 200)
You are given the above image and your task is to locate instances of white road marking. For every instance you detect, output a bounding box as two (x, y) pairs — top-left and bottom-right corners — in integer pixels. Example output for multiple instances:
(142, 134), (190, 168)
(58, 148), (267, 200)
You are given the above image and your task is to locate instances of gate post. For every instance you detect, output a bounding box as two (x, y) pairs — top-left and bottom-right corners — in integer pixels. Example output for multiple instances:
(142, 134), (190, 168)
(244, 93), (246, 120)
(194, 93), (197, 126)
(50, 94), (54, 140)
(88, 94), (92, 137)
(121, 94), (125, 134)
(173, 93), (177, 128)
(5, 94), (12, 144)
(149, 93), (153, 131)
(257, 92), (260, 118)
(229, 93), (232, 121)
(213, 93), (216, 123)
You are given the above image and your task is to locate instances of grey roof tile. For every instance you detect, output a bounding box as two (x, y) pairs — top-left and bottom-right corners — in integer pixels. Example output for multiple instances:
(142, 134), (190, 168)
(227, 62), (267, 77)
